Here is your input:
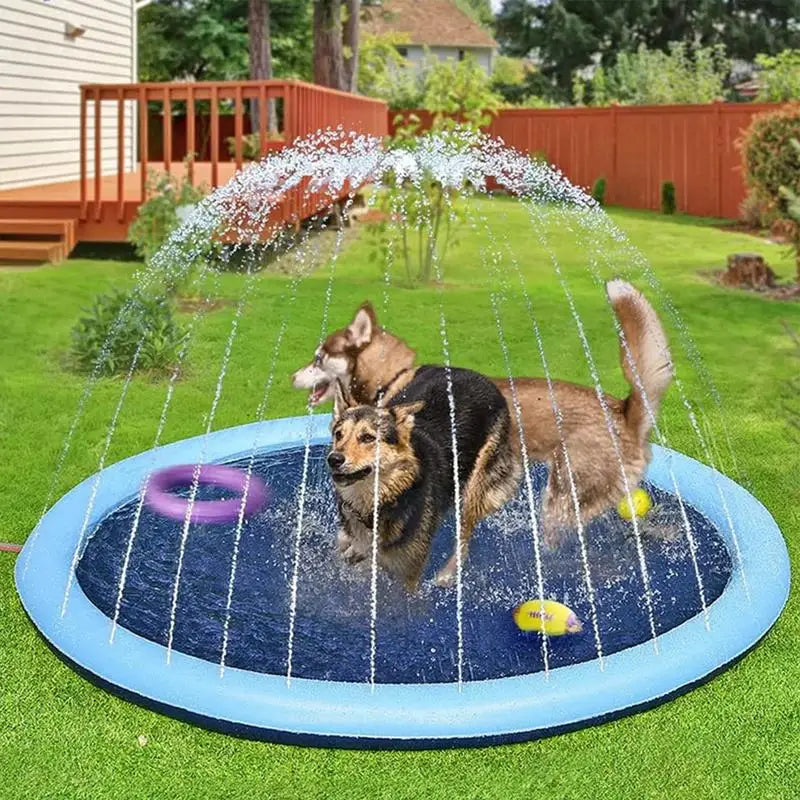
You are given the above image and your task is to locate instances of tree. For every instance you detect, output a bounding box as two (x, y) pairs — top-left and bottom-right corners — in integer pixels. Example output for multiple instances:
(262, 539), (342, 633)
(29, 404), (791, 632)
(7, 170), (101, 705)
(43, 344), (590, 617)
(495, 0), (800, 100)
(343, 0), (361, 93)
(138, 0), (248, 82)
(138, 0), (312, 84)
(248, 0), (276, 132)
(313, 0), (345, 89)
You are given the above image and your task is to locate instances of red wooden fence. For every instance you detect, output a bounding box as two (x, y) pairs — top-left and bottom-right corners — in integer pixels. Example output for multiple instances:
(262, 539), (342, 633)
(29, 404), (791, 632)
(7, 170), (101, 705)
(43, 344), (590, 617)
(391, 102), (786, 219)
(79, 79), (388, 226)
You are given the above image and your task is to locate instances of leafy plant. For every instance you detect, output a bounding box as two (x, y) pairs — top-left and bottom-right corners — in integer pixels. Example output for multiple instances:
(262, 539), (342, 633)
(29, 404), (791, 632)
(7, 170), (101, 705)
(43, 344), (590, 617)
(70, 287), (187, 378)
(592, 177), (607, 206)
(225, 130), (284, 161)
(755, 50), (800, 103)
(739, 188), (769, 229)
(661, 181), (676, 214)
(422, 53), (502, 130)
(358, 33), (423, 109)
(740, 105), (800, 227)
(778, 137), (800, 278)
(127, 160), (210, 294)
(589, 42), (729, 106)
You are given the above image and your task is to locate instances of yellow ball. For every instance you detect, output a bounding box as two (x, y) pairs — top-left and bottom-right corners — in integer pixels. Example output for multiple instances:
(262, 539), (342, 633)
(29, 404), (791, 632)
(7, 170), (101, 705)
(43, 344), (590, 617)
(512, 599), (583, 636)
(617, 488), (652, 520)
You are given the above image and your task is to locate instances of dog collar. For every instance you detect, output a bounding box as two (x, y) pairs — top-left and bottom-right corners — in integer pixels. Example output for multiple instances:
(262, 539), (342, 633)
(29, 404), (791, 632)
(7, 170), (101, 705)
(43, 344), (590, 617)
(373, 367), (412, 405)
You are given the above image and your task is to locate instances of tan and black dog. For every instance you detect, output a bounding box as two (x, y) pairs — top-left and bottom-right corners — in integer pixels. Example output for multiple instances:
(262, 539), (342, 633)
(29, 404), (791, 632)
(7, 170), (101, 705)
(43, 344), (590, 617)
(294, 280), (673, 544)
(327, 366), (520, 590)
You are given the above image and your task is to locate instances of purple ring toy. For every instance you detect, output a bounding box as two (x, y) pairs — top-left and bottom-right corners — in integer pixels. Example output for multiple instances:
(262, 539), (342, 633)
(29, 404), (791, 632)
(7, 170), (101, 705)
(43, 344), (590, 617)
(144, 464), (268, 525)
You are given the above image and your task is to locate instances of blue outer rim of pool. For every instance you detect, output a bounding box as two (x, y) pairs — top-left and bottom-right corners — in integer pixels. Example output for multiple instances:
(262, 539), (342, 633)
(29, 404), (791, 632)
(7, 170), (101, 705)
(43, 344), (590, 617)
(15, 415), (791, 749)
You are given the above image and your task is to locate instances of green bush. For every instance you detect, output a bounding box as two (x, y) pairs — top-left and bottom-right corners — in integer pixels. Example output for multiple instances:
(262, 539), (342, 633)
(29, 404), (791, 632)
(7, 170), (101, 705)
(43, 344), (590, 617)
(756, 50), (800, 102)
(225, 130), (283, 161)
(128, 162), (208, 284)
(661, 181), (676, 214)
(70, 287), (187, 377)
(589, 42), (728, 106)
(591, 177), (607, 206)
(740, 104), (800, 222)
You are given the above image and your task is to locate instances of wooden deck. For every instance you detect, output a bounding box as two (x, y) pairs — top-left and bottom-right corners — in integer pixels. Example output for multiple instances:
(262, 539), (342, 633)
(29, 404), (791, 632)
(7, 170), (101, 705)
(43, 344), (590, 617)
(0, 163), (241, 243)
(0, 79), (388, 257)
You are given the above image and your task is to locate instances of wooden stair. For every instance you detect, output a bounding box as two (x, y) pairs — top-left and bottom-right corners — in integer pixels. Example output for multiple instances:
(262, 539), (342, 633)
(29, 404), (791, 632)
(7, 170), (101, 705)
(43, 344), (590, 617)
(0, 218), (77, 264)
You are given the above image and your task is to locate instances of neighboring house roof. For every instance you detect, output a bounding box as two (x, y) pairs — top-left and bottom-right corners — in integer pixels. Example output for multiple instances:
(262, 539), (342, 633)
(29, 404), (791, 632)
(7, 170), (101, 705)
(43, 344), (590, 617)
(362, 0), (497, 49)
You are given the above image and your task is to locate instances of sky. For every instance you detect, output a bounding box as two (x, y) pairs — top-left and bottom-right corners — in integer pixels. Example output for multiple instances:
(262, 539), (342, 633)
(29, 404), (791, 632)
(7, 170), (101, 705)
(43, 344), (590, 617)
(490, 0), (504, 10)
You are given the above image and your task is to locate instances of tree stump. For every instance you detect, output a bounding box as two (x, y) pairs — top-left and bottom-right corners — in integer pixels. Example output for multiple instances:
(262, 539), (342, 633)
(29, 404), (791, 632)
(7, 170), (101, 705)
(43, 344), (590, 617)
(720, 253), (776, 289)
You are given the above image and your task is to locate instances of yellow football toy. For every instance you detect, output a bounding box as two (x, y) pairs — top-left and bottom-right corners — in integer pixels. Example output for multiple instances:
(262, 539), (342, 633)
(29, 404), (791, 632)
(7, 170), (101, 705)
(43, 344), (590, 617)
(512, 599), (583, 635)
(617, 487), (652, 521)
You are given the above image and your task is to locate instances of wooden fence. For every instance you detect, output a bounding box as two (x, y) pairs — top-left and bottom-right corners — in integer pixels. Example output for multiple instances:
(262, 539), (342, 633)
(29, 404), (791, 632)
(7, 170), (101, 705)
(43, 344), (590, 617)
(391, 102), (787, 219)
(78, 79), (388, 226)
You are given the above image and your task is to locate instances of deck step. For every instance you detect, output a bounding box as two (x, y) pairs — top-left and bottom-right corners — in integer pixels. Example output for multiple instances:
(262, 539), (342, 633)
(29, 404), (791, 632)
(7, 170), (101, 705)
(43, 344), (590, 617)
(0, 218), (76, 263)
(0, 240), (65, 264)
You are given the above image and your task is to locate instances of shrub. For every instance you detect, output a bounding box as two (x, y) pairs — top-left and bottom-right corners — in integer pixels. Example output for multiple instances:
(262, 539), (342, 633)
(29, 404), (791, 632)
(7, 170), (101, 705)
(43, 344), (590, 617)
(778, 137), (800, 278)
(591, 177), (607, 206)
(422, 52), (502, 130)
(358, 33), (423, 109)
(70, 287), (187, 377)
(128, 162), (207, 261)
(589, 42), (728, 106)
(225, 130), (283, 161)
(740, 104), (800, 221)
(756, 50), (800, 103)
(661, 181), (676, 215)
(739, 189), (769, 228)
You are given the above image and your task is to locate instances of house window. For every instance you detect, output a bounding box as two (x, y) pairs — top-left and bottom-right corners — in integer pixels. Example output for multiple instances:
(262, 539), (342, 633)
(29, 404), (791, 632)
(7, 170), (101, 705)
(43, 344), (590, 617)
(397, 46), (408, 57)
(458, 49), (466, 61)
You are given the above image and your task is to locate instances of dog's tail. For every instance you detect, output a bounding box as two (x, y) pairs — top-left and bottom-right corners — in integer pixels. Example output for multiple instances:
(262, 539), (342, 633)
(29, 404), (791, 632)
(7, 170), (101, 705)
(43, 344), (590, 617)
(606, 279), (673, 443)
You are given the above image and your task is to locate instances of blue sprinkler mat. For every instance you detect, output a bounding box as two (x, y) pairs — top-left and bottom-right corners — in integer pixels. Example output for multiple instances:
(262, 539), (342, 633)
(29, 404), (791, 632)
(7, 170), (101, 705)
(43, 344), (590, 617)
(16, 415), (790, 748)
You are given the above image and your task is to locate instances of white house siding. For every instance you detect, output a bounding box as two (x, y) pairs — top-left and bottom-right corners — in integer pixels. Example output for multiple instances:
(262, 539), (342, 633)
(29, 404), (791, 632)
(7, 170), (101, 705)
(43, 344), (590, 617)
(403, 45), (494, 75)
(0, 0), (136, 191)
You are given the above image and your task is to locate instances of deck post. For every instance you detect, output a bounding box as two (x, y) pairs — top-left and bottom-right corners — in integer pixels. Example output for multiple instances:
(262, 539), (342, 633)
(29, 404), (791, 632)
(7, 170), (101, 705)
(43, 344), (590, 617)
(93, 87), (102, 222)
(163, 87), (172, 175)
(186, 85), (195, 186)
(117, 88), (125, 222)
(138, 87), (149, 204)
(79, 87), (87, 220)
(234, 85), (244, 170)
(210, 85), (219, 187)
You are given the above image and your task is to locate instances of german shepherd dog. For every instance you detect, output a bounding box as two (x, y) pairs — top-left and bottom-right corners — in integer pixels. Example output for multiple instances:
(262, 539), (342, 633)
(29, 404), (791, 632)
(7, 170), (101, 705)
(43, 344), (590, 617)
(294, 280), (673, 546)
(327, 366), (520, 589)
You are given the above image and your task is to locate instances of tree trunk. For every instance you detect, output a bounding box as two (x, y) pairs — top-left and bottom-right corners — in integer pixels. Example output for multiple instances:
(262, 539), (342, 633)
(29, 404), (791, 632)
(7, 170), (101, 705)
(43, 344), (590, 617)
(313, 0), (345, 90)
(342, 0), (361, 93)
(248, 0), (276, 137)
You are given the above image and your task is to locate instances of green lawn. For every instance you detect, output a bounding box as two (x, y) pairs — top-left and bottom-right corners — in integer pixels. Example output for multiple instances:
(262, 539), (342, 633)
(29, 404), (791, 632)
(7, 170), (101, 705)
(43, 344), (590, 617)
(1, 202), (798, 799)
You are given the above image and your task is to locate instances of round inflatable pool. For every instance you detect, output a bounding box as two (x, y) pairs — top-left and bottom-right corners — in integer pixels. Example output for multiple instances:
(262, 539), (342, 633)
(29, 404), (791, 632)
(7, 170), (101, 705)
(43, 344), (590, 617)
(15, 415), (790, 748)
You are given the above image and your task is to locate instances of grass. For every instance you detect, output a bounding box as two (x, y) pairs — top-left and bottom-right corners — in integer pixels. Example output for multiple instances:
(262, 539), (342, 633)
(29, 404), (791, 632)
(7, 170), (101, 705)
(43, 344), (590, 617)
(1, 201), (799, 800)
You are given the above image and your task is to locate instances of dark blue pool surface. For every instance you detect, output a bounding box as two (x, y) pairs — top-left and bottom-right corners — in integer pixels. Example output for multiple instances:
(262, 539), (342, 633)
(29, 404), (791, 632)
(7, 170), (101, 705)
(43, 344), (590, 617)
(76, 445), (732, 684)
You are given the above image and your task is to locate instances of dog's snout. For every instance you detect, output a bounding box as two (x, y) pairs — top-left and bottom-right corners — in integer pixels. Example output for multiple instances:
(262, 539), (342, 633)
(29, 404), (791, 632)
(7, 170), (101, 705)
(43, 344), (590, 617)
(327, 451), (345, 470)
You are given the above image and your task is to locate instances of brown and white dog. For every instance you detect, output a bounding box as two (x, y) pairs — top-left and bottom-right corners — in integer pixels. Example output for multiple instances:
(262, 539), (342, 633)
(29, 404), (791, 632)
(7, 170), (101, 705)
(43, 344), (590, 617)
(293, 280), (673, 544)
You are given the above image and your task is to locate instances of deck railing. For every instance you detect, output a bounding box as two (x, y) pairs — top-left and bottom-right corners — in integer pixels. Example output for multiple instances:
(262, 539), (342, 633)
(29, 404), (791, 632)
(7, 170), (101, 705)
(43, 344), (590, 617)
(78, 80), (388, 224)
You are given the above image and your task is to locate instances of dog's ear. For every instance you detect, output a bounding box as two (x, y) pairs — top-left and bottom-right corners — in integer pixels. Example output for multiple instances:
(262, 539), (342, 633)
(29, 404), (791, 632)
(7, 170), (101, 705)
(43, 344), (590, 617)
(391, 401), (424, 428)
(347, 302), (377, 349)
(333, 379), (355, 418)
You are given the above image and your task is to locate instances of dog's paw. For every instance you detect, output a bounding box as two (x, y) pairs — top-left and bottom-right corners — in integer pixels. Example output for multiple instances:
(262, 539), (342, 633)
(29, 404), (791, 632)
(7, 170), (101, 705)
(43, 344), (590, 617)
(434, 567), (456, 588)
(343, 545), (367, 566)
(542, 523), (565, 551)
(336, 528), (352, 553)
